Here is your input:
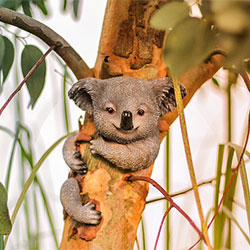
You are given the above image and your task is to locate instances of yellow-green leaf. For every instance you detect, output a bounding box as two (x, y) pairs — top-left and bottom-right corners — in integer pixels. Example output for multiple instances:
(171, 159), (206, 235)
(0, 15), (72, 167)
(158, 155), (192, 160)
(151, 1), (190, 30)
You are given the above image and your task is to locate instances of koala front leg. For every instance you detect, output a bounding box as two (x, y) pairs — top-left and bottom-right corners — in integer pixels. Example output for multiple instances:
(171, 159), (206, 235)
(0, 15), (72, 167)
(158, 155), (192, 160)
(60, 178), (102, 224)
(63, 132), (88, 174)
(90, 136), (160, 171)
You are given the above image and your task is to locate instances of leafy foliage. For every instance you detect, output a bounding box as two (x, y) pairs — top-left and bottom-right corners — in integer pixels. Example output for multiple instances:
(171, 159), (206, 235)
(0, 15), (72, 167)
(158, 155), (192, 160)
(151, 0), (250, 76)
(0, 0), (49, 17)
(21, 45), (46, 108)
(0, 182), (12, 235)
(0, 35), (15, 86)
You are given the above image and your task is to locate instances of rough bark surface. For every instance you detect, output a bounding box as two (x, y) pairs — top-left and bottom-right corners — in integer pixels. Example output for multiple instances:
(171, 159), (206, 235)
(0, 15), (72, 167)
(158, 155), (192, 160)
(60, 0), (224, 249)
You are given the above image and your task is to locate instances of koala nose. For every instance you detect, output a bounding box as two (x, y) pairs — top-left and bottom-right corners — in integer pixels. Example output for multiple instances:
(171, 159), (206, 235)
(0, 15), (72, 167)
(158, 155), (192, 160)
(120, 111), (133, 131)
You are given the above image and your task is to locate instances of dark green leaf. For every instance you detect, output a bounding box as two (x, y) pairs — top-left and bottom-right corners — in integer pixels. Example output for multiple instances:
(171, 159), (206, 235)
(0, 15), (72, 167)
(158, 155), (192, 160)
(21, 45), (46, 108)
(164, 17), (216, 77)
(32, 0), (48, 16)
(1, 36), (15, 84)
(0, 0), (21, 10)
(0, 35), (5, 69)
(0, 182), (12, 235)
(73, 0), (81, 18)
(63, 0), (67, 11)
(151, 1), (190, 30)
(21, 1), (32, 17)
(211, 77), (220, 88)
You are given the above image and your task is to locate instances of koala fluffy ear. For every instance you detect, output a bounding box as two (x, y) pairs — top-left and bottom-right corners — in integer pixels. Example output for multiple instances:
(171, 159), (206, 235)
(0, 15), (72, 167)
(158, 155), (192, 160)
(152, 77), (187, 116)
(68, 78), (101, 114)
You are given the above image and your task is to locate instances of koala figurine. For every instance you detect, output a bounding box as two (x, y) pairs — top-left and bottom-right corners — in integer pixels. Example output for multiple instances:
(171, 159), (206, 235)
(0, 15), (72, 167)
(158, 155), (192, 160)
(60, 76), (186, 225)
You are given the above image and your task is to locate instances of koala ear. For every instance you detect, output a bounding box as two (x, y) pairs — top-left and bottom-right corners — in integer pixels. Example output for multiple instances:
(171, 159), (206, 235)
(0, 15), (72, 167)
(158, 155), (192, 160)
(68, 78), (101, 114)
(152, 77), (187, 116)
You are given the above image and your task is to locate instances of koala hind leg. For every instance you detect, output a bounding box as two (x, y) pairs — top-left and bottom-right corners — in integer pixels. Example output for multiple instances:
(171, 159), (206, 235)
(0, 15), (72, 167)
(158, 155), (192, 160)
(60, 178), (102, 225)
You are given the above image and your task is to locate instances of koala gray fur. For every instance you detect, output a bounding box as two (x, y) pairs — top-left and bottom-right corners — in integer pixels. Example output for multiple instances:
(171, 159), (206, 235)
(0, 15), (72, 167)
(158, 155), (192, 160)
(61, 76), (186, 225)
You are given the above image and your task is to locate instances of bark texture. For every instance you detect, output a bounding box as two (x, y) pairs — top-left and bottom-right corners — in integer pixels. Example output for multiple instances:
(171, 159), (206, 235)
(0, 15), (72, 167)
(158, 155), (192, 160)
(60, 0), (224, 249)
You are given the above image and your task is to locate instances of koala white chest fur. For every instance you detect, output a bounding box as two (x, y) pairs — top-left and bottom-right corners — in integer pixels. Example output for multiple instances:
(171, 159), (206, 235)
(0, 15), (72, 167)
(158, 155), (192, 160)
(60, 76), (186, 225)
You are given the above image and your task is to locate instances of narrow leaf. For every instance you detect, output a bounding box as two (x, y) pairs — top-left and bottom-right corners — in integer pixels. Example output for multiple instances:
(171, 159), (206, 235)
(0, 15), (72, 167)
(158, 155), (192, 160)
(211, 77), (220, 88)
(63, 0), (67, 10)
(222, 206), (250, 244)
(21, 45), (46, 108)
(0, 182), (12, 235)
(1, 36), (15, 84)
(33, 0), (48, 16)
(150, 2), (190, 30)
(73, 0), (80, 18)
(21, 1), (32, 17)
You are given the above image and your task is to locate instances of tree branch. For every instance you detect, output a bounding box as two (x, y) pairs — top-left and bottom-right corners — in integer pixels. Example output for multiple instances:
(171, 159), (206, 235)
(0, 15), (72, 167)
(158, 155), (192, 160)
(0, 6), (93, 79)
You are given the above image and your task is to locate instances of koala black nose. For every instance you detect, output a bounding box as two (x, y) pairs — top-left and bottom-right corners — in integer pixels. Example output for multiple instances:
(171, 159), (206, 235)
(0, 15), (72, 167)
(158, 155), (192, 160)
(120, 111), (133, 131)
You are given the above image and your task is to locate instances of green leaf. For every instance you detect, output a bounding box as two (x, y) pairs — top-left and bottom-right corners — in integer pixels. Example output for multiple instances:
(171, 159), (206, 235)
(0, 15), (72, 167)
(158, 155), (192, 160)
(211, 77), (220, 88)
(164, 17), (216, 77)
(0, 182), (12, 235)
(63, 0), (67, 10)
(21, 45), (46, 109)
(0, 35), (5, 70)
(73, 0), (81, 18)
(1, 36), (15, 84)
(21, 1), (32, 17)
(0, 0), (21, 10)
(150, 1), (190, 30)
(32, 0), (48, 16)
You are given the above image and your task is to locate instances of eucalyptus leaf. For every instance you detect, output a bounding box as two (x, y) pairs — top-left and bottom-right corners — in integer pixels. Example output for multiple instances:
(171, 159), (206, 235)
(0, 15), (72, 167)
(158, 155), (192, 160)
(1, 36), (15, 84)
(63, 0), (67, 10)
(22, 1), (32, 17)
(151, 1), (190, 30)
(73, 0), (80, 18)
(21, 45), (46, 109)
(0, 35), (5, 69)
(211, 77), (220, 88)
(0, 182), (12, 235)
(164, 17), (216, 77)
(33, 0), (48, 16)
(0, 0), (20, 10)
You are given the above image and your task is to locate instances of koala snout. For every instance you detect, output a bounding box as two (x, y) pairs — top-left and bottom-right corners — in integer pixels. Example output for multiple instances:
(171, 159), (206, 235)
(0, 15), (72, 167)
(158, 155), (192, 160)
(120, 111), (134, 130)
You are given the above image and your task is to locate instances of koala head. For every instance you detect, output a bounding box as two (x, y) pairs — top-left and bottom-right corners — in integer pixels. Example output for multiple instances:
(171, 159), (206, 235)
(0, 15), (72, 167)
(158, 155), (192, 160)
(69, 76), (186, 143)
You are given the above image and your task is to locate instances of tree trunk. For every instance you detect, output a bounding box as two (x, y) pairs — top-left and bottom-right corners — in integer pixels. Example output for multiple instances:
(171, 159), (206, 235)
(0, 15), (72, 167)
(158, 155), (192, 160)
(60, 0), (224, 249)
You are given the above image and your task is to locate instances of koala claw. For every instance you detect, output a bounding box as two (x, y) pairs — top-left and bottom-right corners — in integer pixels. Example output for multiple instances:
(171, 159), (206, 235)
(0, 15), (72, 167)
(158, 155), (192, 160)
(89, 140), (97, 155)
(82, 202), (102, 225)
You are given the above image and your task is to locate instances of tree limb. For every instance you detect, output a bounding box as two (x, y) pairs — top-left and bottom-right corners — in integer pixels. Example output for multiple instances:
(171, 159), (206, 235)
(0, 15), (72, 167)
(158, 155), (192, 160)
(0, 6), (93, 79)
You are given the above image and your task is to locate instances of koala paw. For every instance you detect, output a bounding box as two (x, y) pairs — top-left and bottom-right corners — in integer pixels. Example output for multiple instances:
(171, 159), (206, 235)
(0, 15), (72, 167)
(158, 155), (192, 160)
(89, 137), (104, 155)
(66, 150), (88, 174)
(81, 202), (102, 225)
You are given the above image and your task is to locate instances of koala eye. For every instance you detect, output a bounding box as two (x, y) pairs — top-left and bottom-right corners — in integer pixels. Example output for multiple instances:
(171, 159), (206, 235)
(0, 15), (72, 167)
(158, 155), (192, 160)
(137, 109), (145, 116)
(106, 107), (115, 114)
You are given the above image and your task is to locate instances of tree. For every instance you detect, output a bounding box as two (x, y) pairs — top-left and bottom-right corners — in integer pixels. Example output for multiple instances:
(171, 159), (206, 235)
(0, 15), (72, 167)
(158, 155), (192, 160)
(0, 0), (249, 249)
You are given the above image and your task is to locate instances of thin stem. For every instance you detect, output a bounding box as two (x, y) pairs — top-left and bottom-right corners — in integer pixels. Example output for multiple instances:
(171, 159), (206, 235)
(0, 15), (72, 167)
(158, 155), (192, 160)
(0, 45), (55, 116)
(171, 75), (212, 249)
(126, 175), (205, 243)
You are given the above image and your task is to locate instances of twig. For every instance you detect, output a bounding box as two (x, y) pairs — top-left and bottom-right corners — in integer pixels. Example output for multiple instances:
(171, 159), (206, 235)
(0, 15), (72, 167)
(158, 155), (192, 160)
(146, 177), (215, 204)
(189, 111), (250, 249)
(0, 45), (55, 117)
(154, 205), (173, 250)
(0, 6), (93, 79)
(126, 175), (206, 244)
(240, 72), (250, 93)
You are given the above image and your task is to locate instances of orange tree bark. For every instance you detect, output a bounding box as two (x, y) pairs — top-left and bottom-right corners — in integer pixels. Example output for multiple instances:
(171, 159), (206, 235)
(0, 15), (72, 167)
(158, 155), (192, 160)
(60, 0), (224, 249)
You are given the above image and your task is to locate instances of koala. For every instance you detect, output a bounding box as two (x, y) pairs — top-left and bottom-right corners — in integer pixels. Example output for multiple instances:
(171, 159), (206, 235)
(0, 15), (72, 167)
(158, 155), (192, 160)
(60, 76), (186, 225)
